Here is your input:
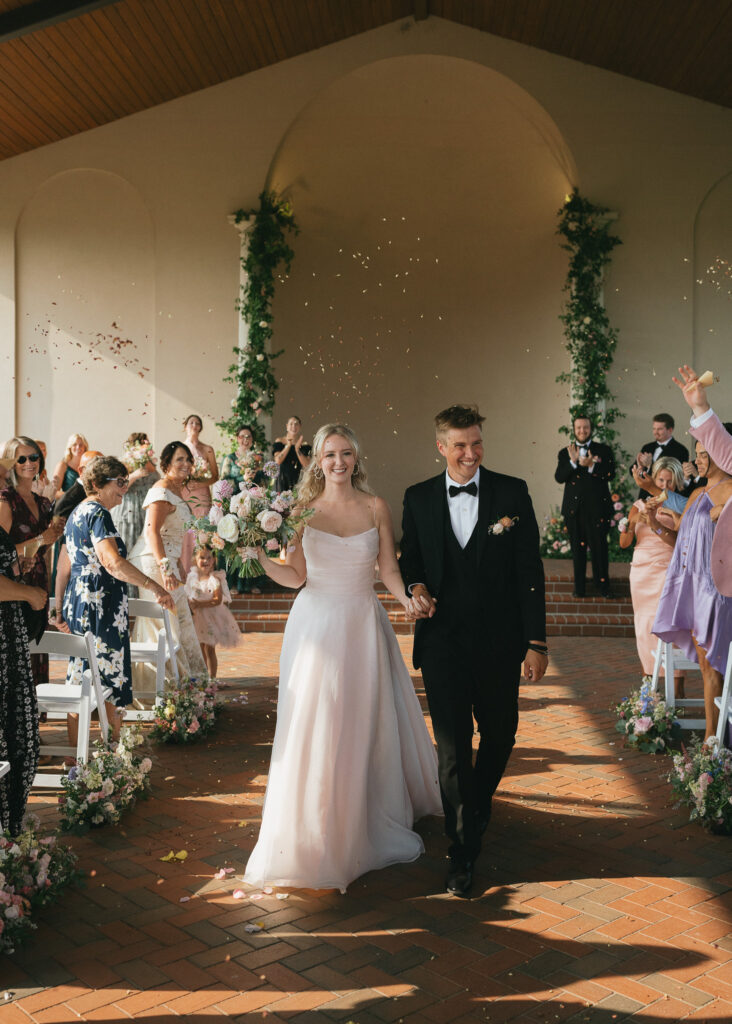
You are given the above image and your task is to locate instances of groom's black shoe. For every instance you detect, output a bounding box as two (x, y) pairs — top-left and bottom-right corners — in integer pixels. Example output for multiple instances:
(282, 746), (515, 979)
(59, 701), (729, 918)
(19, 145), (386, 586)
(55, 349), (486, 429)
(446, 859), (473, 897)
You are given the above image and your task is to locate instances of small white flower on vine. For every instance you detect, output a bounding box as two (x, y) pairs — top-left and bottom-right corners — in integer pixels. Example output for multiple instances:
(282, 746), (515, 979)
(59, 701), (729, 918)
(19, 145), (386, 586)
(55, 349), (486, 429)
(583, 316), (591, 324)
(259, 320), (268, 328)
(256, 354), (265, 361)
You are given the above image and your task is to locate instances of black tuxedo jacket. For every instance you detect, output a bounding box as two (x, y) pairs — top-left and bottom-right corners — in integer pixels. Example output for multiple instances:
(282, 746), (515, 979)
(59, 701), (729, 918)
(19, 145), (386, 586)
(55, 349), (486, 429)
(639, 437), (689, 466)
(554, 442), (615, 523)
(400, 466), (546, 670)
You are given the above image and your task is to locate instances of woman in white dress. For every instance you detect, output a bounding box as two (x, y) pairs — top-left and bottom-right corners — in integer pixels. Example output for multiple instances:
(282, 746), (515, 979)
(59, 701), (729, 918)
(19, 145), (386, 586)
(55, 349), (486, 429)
(129, 441), (207, 685)
(243, 424), (441, 894)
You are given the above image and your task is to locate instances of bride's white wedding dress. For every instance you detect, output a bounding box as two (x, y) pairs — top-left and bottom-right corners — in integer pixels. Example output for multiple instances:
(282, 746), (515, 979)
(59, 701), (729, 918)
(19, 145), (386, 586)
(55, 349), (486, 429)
(243, 526), (442, 893)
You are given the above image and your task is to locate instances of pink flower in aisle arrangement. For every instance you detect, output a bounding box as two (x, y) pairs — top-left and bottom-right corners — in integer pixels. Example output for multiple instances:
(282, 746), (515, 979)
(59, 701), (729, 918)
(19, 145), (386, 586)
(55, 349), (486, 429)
(186, 458), (314, 578)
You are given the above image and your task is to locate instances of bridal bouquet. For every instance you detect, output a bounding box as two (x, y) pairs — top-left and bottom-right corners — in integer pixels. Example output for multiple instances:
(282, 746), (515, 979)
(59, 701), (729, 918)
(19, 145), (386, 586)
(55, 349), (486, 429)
(188, 466), (314, 578)
(189, 455), (213, 482)
(122, 438), (155, 471)
(614, 680), (680, 753)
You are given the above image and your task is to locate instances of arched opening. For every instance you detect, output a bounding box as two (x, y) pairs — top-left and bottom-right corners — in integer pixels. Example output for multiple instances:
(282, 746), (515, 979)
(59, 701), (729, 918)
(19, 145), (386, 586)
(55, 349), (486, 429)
(265, 54), (575, 516)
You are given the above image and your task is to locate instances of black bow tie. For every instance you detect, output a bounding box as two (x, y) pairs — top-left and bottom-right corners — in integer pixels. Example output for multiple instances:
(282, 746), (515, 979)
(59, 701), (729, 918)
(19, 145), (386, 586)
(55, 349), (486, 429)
(448, 482), (478, 498)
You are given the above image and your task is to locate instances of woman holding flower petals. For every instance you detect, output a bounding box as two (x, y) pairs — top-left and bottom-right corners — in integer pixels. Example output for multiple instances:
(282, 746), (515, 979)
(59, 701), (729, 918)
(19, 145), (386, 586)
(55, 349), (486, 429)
(180, 415), (218, 575)
(619, 456), (686, 693)
(653, 438), (732, 739)
(128, 442), (207, 688)
(242, 423), (441, 895)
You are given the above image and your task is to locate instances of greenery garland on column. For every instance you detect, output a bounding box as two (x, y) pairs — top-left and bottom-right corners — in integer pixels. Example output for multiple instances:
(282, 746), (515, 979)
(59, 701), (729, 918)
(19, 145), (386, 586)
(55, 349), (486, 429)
(541, 189), (632, 560)
(218, 191), (298, 448)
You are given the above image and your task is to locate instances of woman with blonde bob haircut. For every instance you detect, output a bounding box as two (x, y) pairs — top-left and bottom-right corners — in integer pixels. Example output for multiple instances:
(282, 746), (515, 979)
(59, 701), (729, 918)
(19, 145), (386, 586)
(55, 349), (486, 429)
(243, 423), (441, 895)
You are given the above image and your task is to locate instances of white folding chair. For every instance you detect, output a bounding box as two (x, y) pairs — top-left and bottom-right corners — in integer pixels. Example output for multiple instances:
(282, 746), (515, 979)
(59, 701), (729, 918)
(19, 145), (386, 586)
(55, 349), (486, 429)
(714, 641), (732, 746)
(33, 630), (112, 788)
(650, 638), (705, 730)
(0, 762), (9, 780)
(127, 598), (180, 721)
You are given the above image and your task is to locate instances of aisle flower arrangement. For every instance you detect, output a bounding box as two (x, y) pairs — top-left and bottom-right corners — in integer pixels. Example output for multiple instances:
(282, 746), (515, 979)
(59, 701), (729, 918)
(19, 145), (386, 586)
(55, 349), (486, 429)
(668, 735), (732, 834)
(59, 725), (152, 830)
(0, 819), (80, 954)
(188, 468), (314, 579)
(122, 438), (155, 471)
(149, 677), (223, 744)
(614, 681), (681, 753)
(539, 507), (571, 557)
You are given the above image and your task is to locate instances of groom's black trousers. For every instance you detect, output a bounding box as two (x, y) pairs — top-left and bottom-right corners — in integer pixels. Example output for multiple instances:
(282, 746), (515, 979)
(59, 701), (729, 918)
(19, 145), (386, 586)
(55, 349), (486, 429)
(418, 637), (519, 864)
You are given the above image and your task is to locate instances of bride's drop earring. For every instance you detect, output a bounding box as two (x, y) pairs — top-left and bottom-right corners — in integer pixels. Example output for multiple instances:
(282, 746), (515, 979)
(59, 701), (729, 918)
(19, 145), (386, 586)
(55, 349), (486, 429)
(313, 464), (324, 479)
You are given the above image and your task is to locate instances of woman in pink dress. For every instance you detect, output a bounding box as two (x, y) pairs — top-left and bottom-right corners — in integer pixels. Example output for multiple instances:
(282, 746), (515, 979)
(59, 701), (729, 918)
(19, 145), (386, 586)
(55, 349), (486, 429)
(620, 457), (685, 692)
(180, 415), (218, 574)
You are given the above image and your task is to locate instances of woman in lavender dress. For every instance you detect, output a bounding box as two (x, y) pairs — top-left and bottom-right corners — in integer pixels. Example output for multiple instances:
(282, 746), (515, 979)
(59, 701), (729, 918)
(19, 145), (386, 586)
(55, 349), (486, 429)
(653, 439), (732, 738)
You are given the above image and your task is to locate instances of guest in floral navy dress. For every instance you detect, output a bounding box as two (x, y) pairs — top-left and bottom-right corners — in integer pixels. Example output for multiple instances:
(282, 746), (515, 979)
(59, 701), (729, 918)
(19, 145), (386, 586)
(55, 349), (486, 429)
(0, 526), (47, 834)
(60, 456), (173, 740)
(0, 437), (65, 686)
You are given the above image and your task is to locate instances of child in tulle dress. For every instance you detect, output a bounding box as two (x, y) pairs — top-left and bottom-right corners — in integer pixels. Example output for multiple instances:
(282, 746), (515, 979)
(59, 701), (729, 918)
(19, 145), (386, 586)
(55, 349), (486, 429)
(185, 546), (242, 678)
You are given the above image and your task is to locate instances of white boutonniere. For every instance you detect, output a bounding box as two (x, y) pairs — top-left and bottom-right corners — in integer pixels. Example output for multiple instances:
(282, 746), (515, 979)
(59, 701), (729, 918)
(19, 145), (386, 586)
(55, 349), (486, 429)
(489, 515), (519, 535)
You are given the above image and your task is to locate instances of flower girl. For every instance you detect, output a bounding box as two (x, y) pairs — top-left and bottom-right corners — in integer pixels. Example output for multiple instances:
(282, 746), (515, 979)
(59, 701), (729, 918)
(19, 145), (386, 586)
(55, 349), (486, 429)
(185, 546), (242, 678)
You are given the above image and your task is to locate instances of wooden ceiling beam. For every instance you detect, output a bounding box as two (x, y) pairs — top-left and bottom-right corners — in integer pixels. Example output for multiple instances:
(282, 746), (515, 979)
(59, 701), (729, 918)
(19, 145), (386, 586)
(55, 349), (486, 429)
(0, 0), (121, 44)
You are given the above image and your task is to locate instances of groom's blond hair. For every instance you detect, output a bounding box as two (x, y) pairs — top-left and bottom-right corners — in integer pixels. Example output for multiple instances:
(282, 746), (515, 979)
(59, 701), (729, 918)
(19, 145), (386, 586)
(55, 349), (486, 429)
(434, 404), (485, 440)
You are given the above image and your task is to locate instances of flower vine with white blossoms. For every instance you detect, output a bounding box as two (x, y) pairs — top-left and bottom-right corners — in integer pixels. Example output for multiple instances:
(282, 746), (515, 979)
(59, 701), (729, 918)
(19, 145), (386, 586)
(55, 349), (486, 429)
(187, 468), (314, 578)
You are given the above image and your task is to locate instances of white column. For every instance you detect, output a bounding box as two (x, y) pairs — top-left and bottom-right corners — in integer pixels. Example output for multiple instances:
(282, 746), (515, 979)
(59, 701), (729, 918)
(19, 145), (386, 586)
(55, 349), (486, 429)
(228, 214), (253, 369)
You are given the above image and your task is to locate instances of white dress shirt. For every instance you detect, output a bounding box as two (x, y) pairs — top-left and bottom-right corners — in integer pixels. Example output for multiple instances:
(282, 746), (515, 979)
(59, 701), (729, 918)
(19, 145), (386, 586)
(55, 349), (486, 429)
(445, 468), (480, 549)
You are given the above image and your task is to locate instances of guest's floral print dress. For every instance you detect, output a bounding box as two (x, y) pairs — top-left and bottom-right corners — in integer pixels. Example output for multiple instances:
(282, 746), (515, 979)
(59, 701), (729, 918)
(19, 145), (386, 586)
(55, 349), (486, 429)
(63, 501), (132, 707)
(0, 527), (39, 834)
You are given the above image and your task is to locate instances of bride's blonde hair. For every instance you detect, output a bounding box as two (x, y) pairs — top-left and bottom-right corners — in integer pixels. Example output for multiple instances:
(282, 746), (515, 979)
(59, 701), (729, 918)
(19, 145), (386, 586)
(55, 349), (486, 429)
(297, 424), (373, 505)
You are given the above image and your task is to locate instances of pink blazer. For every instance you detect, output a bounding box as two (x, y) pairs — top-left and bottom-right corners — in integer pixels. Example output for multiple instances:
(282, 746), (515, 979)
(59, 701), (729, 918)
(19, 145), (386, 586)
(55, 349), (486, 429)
(690, 411), (732, 597)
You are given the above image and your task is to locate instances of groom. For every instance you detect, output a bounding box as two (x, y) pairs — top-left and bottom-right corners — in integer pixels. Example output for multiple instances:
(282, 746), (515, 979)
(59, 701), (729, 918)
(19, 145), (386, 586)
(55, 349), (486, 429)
(400, 404), (547, 896)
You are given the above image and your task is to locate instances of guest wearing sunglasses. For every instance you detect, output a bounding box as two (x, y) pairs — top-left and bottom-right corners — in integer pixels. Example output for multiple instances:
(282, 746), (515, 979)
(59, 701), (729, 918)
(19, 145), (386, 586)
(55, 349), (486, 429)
(0, 438), (65, 687)
(59, 456), (173, 739)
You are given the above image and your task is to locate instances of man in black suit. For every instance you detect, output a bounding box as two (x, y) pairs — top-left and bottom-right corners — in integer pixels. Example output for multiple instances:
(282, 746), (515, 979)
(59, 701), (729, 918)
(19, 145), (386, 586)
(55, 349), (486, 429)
(400, 404), (546, 897)
(554, 415), (615, 599)
(635, 412), (689, 497)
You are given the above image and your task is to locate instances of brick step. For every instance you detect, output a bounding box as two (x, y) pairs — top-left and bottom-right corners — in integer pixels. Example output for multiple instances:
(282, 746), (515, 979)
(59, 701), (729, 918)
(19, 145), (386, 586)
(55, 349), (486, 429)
(231, 589), (634, 638)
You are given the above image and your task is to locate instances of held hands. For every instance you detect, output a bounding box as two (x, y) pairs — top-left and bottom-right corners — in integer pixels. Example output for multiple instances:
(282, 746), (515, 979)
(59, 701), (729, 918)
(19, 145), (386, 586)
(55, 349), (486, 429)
(161, 570), (181, 592)
(407, 584), (437, 620)
(673, 365), (710, 417)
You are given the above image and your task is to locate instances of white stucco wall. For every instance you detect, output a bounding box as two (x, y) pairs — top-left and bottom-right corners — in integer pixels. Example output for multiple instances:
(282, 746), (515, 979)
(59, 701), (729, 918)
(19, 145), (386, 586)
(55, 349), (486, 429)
(0, 16), (729, 522)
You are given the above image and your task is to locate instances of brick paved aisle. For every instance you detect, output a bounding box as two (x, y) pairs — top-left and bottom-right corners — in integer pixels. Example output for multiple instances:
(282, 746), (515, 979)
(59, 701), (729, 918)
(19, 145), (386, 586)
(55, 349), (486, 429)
(3, 637), (732, 1023)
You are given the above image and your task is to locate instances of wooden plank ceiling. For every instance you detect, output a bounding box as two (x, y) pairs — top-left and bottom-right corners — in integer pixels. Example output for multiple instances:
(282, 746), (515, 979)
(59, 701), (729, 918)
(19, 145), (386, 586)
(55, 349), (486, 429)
(0, 0), (730, 162)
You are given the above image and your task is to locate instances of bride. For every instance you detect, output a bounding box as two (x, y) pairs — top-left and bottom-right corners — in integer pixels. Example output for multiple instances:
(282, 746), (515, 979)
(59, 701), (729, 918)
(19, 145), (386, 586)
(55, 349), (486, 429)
(243, 424), (441, 894)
